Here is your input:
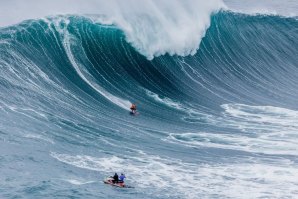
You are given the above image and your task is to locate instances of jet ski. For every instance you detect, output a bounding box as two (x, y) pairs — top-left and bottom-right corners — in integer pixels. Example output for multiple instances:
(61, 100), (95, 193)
(103, 177), (126, 188)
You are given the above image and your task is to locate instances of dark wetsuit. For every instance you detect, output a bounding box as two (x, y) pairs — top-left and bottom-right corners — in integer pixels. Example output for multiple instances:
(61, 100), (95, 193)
(113, 173), (119, 183)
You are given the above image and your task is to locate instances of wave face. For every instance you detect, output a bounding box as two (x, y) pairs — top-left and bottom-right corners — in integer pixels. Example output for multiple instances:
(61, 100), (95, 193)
(0, 11), (298, 199)
(0, 0), (224, 59)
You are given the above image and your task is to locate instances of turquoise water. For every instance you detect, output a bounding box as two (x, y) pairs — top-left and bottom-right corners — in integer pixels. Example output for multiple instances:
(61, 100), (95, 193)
(0, 8), (298, 199)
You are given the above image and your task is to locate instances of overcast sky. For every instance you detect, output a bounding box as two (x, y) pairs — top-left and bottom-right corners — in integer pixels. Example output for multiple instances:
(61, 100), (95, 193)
(0, 0), (115, 26)
(0, 0), (297, 27)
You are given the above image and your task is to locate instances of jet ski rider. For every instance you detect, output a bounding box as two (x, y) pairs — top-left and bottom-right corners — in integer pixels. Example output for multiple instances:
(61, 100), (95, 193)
(119, 173), (126, 183)
(113, 173), (119, 183)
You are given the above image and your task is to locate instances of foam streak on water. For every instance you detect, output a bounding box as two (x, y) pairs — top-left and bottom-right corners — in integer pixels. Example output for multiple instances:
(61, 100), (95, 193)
(167, 104), (298, 155)
(1, 1), (298, 198)
(50, 150), (298, 198)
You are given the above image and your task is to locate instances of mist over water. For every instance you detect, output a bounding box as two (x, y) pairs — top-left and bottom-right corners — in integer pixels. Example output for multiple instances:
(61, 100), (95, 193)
(0, 0), (295, 59)
(224, 0), (298, 16)
(0, 0), (224, 59)
(1, 0), (298, 199)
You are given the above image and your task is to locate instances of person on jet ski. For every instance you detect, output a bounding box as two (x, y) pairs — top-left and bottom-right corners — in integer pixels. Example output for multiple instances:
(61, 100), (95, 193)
(119, 173), (126, 183)
(113, 173), (119, 183)
(130, 103), (137, 114)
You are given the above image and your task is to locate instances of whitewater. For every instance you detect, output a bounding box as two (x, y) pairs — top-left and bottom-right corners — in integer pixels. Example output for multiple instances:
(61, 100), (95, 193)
(0, 0), (298, 198)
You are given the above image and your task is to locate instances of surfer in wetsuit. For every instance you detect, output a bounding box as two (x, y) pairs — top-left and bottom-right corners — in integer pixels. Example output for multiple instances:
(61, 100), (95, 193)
(113, 173), (119, 183)
(130, 104), (137, 114)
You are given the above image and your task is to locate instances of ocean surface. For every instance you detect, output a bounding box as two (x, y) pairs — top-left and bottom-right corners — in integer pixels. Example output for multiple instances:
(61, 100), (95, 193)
(0, 0), (298, 198)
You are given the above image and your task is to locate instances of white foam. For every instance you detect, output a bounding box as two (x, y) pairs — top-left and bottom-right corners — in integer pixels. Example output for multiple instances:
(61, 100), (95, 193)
(63, 179), (95, 185)
(107, 0), (225, 59)
(222, 104), (298, 126)
(145, 89), (212, 120)
(0, 0), (224, 59)
(167, 104), (298, 155)
(50, 151), (298, 198)
(145, 90), (184, 111)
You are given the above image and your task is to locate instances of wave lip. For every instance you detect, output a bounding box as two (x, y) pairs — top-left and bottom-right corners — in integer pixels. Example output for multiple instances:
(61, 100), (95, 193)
(105, 0), (225, 59)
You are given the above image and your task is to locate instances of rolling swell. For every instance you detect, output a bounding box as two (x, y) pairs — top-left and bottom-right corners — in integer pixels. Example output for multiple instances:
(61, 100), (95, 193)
(1, 11), (298, 198)
(1, 12), (298, 113)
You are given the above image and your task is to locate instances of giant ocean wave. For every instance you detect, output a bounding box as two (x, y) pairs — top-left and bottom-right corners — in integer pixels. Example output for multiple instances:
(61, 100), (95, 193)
(1, 10), (298, 199)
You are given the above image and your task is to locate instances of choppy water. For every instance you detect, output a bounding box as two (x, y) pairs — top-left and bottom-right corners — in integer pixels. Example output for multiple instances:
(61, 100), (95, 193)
(1, 1), (298, 198)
